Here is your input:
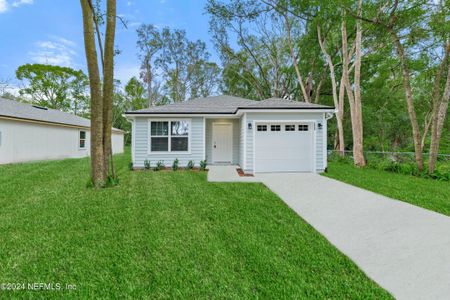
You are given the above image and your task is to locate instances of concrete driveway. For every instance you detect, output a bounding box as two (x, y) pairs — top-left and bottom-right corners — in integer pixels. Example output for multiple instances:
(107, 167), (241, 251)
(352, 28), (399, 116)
(256, 173), (450, 300)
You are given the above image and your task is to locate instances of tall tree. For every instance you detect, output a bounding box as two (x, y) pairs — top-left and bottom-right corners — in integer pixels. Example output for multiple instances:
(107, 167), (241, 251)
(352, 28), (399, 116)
(124, 77), (147, 110)
(16, 64), (89, 115)
(136, 24), (162, 107)
(428, 1), (450, 173)
(155, 27), (219, 102)
(317, 23), (346, 156)
(261, 0), (312, 102)
(207, 0), (324, 102)
(342, 2), (365, 167)
(356, 0), (446, 171)
(80, 0), (117, 187)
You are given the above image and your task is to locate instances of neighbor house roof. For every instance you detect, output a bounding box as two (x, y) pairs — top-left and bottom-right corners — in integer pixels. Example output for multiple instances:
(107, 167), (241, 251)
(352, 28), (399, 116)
(125, 95), (334, 115)
(0, 97), (123, 132)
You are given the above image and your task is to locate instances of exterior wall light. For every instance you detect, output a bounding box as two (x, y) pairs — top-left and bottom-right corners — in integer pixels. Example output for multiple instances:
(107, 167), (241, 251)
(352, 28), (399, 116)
(317, 123), (323, 130)
(248, 122), (252, 130)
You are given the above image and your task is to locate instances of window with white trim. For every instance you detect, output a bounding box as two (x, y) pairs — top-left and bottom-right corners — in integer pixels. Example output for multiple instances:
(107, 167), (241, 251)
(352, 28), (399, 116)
(79, 131), (87, 149)
(257, 125), (267, 131)
(271, 125), (281, 131)
(298, 124), (309, 131)
(285, 125), (295, 131)
(150, 121), (189, 152)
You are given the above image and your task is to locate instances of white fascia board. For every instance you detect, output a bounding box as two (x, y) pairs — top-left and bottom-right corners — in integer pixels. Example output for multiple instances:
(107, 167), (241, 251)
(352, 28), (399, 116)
(236, 109), (336, 116)
(125, 109), (336, 118)
(124, 113), (238, 118)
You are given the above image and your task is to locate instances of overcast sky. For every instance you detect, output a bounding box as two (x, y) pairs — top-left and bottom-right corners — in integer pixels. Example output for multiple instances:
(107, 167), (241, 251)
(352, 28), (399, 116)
(0, 0), (218, 89)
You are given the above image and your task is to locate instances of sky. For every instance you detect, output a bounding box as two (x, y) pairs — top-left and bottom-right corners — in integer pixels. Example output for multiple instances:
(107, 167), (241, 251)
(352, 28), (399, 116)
(0, 0), (218, 91)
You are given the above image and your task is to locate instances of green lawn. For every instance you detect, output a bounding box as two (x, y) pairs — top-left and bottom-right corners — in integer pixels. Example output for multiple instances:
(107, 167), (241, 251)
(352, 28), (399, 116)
(324, 162), (450, 216)
(0, 151), (391, 299)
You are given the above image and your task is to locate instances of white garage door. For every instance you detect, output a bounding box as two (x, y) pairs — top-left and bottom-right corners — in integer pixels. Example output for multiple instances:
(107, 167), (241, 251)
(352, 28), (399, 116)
(255, 122), (314, 173)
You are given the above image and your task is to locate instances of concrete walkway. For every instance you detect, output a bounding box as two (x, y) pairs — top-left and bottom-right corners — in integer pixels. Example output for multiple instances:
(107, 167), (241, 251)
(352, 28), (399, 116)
(207, 165), (259, 182)
(256, 173), (450, 300)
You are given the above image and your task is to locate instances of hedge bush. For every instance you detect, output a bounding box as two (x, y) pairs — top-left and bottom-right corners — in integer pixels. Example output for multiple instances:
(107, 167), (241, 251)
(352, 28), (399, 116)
(329, 152), (449, 181)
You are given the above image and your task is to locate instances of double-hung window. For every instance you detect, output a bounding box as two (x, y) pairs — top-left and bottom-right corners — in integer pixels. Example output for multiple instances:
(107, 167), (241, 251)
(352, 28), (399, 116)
(150, 120), (189, 152)
(79, 131), (87, 149)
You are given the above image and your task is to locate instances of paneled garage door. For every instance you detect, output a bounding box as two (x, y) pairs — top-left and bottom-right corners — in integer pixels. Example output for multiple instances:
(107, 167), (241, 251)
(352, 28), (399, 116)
(255, 122), (314, 173)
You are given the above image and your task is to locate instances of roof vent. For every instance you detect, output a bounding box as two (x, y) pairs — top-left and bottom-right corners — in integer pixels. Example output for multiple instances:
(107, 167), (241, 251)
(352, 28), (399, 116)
(32, 105), (48, 110)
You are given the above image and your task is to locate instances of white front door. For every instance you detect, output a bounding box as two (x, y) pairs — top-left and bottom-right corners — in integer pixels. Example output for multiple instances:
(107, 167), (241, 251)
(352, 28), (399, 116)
(212, 123), (233, 163)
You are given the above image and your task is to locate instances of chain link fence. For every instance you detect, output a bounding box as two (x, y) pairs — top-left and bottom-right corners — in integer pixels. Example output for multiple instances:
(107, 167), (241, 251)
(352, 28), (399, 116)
(328, 150), (450, 180)
(328, 150), (450, 163)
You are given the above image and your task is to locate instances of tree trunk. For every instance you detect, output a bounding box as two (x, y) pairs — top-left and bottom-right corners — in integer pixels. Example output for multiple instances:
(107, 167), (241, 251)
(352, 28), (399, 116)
(314, 70), (326, 104)
(80, 0), (106, 187)
(317, 24), (345, 156)
(429, 43), (450, 173)
(146, 58), (153, 107)
(390, 31), (424, 171)
(342, 10), (365, 166)
(102, 0), (116, 179)
(351, 1), (366, 166)
(337, 75), (346, 156)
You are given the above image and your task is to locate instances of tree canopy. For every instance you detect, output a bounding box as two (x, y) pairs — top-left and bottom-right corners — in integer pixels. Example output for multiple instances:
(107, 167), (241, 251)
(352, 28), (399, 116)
(16, 63), (89, 116)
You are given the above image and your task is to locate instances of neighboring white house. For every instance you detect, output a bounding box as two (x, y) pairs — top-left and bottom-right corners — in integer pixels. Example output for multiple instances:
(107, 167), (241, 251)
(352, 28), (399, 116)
(0, 97), (124, 164)
(125, 95), (335, 174)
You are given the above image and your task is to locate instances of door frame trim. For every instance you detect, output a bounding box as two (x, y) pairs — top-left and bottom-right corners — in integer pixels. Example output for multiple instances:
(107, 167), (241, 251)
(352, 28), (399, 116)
(211, 122), (233, 163)
(253, 120), (317, 173)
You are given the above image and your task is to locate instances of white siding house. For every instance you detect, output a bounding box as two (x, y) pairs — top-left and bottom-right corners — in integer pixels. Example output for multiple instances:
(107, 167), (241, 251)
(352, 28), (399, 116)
(125, 95), (335, 174)
(0, 98), (124, 164)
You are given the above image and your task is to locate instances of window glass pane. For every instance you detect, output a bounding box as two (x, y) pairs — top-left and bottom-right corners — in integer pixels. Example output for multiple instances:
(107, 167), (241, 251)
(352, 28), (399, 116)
(285, 125), (295, 131)
(271, 125), (280, 131)
(257, 125), (267, 131)
(151, 137), (168, 151)
(171, 121), (189, 136)
(171, 137), (188, 151)
(79, 139), (86, 149)
(151, 122), (168, 136)
(80, 131), (86, 139)
(298, 125), (309, 131)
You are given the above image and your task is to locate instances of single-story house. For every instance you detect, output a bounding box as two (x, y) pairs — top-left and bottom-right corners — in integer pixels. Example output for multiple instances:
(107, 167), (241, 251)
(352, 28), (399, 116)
(0, 97), (124, 164)
(125, 95), (334, 174)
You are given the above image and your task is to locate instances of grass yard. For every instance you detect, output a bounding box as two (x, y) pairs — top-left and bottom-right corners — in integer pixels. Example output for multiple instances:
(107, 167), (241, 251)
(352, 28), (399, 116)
(0, 151), (391, 299)
(325, 162), (450, 216)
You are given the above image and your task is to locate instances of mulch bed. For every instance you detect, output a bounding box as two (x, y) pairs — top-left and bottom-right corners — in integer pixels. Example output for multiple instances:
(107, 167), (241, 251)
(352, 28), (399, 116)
(236, 168), (254, 177)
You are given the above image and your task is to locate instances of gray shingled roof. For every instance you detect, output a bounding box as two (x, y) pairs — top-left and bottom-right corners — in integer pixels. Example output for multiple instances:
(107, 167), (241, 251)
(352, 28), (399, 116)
(126, 95), (333, 114)
(0, 97), (123, 132)
(244, 98), (332, 109)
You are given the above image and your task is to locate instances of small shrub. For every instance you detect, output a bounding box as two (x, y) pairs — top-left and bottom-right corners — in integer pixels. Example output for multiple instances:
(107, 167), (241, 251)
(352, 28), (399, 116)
(144, 159), (151, 170)
(154, 160), (165, 171)
(186, 160), (194, 170)
(128, 162), (134, 171)
(384, 161), (401, 173)
(199, 160), (207, 171)
(429, 169), (450, 181)
(172, 158), (179, 171)
(328, 152), (353, 164)
(398, 163), (418, 176)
